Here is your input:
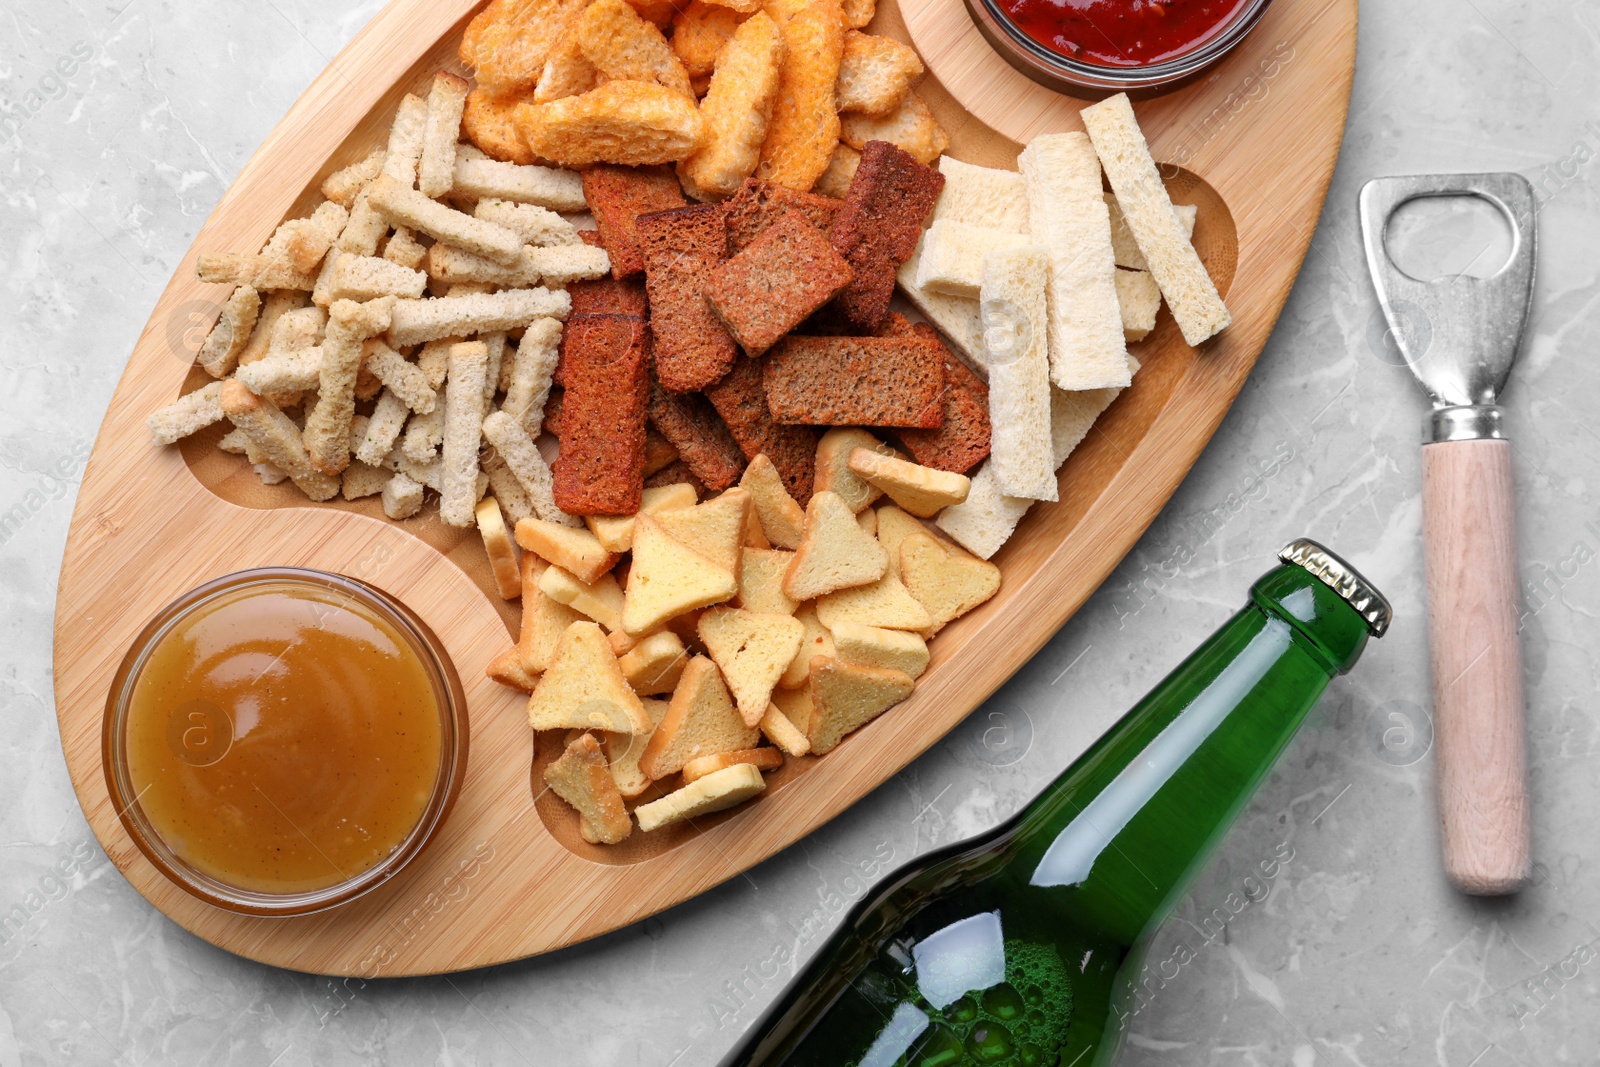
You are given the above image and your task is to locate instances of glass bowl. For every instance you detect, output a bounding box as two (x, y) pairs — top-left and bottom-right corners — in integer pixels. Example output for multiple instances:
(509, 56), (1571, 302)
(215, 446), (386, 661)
(965, 0), (1275, 99)
(102, 567), (469, 917)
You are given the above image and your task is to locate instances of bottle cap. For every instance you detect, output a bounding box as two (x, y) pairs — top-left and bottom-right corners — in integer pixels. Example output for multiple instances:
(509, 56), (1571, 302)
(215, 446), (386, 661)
(1278, 538), (1392, 637)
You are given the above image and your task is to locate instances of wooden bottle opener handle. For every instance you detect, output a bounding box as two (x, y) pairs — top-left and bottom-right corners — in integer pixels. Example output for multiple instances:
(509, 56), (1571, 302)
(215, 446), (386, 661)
(1422, 438), (1531, 895)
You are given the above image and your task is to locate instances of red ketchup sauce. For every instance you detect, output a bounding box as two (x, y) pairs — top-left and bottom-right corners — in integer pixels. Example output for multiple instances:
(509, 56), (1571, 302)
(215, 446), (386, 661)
(995, 0), (1254, 67)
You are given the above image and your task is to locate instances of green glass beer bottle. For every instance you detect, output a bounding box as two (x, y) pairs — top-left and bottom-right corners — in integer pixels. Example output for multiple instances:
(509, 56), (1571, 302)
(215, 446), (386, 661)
(717, 539), (1391, 1067)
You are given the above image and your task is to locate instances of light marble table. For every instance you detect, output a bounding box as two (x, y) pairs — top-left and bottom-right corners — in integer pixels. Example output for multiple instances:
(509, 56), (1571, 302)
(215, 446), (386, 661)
(3, 1), (1598, 1063)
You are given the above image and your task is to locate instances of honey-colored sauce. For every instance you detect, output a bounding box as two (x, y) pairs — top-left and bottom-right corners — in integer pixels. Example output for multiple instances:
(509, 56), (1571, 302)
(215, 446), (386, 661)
(125, 581), (443, 895)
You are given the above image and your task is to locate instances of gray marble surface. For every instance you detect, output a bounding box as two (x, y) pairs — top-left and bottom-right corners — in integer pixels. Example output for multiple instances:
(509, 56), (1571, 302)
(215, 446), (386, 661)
(4, 0), (1599, 1063)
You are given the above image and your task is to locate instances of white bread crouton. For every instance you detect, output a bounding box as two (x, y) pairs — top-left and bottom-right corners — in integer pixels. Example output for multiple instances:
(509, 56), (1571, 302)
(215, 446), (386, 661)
(1107, 192), (1195, 271)
(451, 157), (587, 211)
(439, 340), (490, 527)
(380, 93), (429, 187)
(197, 285), (261, 378)
(1081, 93), (1230, 346)
(1115, 268), (1162, 342)
(475, 199), (584, 246)
(418, 71), (472, 199)
(981, 245), (1055, 502)
(386, 287), (572, 347)
(218, 381), (339, 501)
(779, 601), (834, 688)
(737, 548), (799, 615)
(916, 220), (1031, 299)
(539, 564), (626, 631)
(367, 174), (524, 264)
(1017, 132), (1129, 392)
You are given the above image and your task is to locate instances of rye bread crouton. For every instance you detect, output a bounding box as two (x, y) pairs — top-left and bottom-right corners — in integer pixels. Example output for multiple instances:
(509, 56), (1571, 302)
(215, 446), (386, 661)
(567, 273), (649, 319)
(763, 335), (945, 428)
(553, 314), (651, 515)
(647, 379), (748, 491)
(895, 323), (991, 473)
(828, 140), (944, 333)
(638, 204), (740, 392)
(582, 163), (688, 278)
(705, 209), (855, 356)
(723, 177), (843, 253)
(703, 356), (818, 502)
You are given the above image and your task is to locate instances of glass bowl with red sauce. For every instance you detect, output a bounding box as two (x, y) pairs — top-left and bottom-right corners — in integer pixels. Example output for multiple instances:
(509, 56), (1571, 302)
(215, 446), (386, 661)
(967, 0), (1274, 97)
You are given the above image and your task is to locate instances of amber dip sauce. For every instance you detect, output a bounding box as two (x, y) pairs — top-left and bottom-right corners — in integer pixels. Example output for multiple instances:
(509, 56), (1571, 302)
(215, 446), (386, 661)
(122, 579), (443, 896)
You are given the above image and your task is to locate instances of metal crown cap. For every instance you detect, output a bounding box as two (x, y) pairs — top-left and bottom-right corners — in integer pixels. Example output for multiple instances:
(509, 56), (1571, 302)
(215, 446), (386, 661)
(1277, 538), (1392, 637)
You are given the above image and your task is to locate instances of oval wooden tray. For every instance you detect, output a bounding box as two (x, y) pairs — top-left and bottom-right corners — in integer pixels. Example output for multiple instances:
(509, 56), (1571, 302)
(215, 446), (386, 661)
(52, 0), (1355, 975)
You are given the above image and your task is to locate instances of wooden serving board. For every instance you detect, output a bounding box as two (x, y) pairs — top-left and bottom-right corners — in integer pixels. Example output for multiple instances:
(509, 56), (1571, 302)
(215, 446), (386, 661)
(52, 0), (1355, 975)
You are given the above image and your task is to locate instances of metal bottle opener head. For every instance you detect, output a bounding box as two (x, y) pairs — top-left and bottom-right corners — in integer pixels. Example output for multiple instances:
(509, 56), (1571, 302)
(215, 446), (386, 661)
(1358, 173), (1538, 443)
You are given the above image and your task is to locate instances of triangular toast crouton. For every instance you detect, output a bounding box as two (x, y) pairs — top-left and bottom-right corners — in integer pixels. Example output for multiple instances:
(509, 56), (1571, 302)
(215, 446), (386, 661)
(653, 487), (752, 573)
(806, 656), (915, 755)
(739, 453), (806, 549)
(586, 481), (698, 552)
(832, 620), (930, 679)
(899, 531), (1001, 634)
(518, 556), (586, 673)
(515, 517), (620, 582)
(622, 514), (738, 635)
(815, 428), (896, 512)
(698, 607), (806, 727)
(682, 745), (783, 783)
(633, 763), (767, 833)
(737, 548), (799, 615)
(605, 696), (671, 798)
(759, 700), (810, 756)
(779, 602), (834, 688)
(875, 504), (948, 580)
(618, 630), (689, 696)
(543, 732), (633, 844)
(528, 620), (652, 733)
(816, 572), (933, 632)
(848, 449), (970, 518)
(782, 490), (888, 601)
(638, 655), (760, 779)
(771, 684), (814, 734)
(487, 646), (539, 692)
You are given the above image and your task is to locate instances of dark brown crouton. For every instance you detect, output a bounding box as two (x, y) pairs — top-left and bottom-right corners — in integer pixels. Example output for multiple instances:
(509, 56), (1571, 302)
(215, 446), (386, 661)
(644, 458), (708, 497)
(704, 209), (855, 357)
(647, 379), (748, 491)
(723, 178), (843, 255)
(703, 357), (817, 502)
(895, 324), (991, 472)
(552, 314), (651, 515)
(582, 165), (688, 279)
(828, 141), (944, 332)
(763, 335), (945, 428)
(637, 204), (740, 392)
